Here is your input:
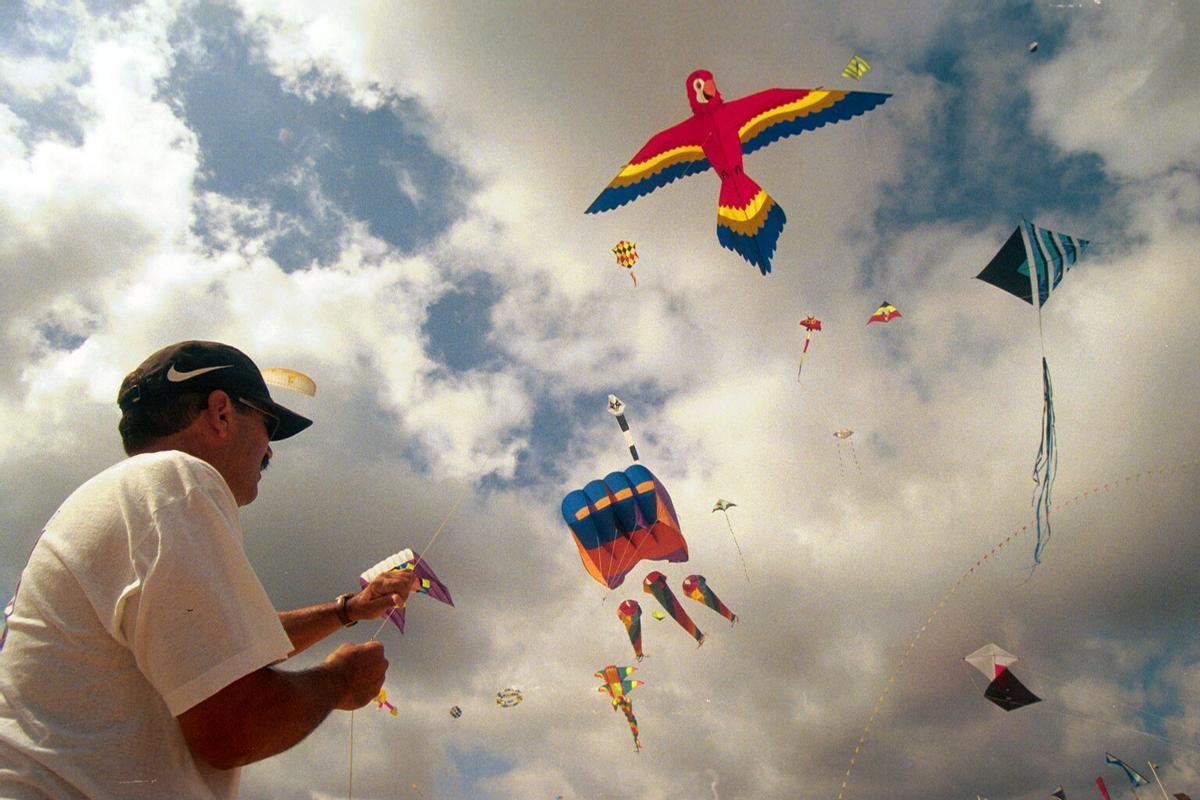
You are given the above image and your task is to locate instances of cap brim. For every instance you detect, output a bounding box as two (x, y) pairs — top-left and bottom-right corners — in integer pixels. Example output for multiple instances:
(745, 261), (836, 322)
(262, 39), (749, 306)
(256, 396), (313, 441)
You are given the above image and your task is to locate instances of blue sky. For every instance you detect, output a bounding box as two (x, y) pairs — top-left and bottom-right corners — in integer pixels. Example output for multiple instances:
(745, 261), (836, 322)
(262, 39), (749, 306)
(1, 1), (1199, 798)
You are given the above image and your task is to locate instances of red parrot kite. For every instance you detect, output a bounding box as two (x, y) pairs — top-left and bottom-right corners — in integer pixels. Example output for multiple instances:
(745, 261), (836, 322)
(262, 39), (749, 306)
(586, 69), (890, 275)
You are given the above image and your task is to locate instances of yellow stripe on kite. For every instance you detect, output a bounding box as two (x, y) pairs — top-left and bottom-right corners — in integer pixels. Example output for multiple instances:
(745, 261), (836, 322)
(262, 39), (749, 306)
(738, 90), (841, 142)
(574, 506), (591, 521)
(613, 487), (633, 501)
(718, 189), (768, 221)
(635, 480), (655, 493)
(614, 146), (705, 183)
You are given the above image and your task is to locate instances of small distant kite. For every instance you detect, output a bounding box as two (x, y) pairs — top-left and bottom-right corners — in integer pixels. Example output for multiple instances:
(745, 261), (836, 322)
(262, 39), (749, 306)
(797, 316), (822, 379)
(682, 575), (738, 625)
(262, 367), (316, 396)
(612, 240), (639, 286)
(842, 55), (872, 80)
(643, 571), (705, 646)
(449, 705), (462, 718)
(964, 643), (1041, 711)
(1105, 753), (1150, 790)
(586, 69), (890, 275)
(867, 301), (901, 324)
(976, 219), (1089, 565)
(651, 610), (666, 621)
(607, 395), (639, 462)
(374, 689), (398, 716)
(832, 429), (862, 478)
(496, 687), (523, 708)
(359, 549), (453, 634)
(596, 664), (643, 752)
(561, 464), (688, 590)
(618, 599), (644, 661)
(712, 499), (749, 583)
(1051, 787), (1066, 800)
(1029, 42), (1039, 52)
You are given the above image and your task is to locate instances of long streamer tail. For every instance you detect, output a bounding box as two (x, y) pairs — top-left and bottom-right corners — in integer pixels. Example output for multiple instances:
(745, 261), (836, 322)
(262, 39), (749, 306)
(1031, 357), (1058, 564)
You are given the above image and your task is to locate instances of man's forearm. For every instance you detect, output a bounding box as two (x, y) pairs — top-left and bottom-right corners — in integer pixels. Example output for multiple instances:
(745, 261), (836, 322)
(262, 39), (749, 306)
(178, 664), (345, 769)
(279, 600), (346, 655)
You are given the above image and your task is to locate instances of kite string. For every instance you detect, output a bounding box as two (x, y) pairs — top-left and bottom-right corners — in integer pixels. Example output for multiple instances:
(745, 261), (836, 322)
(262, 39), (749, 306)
(721, 510), (751, 584)
(348, 383), (543, 799)
(834, 456), (1200, 800)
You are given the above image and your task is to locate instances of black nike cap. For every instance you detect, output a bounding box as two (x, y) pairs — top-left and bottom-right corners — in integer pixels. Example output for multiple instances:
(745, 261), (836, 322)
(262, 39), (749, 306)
(117, 340), (313, 441)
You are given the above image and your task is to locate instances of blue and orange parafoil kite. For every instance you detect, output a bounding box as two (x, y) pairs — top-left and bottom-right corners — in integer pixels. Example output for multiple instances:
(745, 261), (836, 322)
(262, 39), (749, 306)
(561, 464), (688, 590)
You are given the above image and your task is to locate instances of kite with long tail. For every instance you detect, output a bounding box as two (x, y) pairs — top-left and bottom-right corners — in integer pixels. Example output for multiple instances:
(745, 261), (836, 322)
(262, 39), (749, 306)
(797, 316), (822, 379)
(712, 499), (749, 582)
(976, 219), (1089, 565)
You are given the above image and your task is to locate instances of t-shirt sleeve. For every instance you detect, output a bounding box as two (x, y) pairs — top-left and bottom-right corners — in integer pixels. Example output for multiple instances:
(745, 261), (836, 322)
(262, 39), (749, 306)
(122, 467), (294, 716)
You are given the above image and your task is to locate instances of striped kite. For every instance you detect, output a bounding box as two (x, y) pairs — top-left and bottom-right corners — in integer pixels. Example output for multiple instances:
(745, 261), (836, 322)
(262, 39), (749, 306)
(976, 219), (1089, 565)
(842, 55), (871, 81)
(586, 70), (890, 275)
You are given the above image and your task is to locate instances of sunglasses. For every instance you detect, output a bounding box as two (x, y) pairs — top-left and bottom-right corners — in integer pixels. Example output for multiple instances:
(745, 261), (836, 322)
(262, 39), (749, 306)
(237, 397), (280, 439)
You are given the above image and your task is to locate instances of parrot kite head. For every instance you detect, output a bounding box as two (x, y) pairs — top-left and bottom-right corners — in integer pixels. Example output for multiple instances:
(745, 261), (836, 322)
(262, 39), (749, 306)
(686, 69), (721, 113)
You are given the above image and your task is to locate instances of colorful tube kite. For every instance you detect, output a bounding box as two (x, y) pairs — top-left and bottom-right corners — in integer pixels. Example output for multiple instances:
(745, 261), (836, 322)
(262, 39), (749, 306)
(681, 575), (738, 625)
(643, 570), (705, 646)
(617, 599), (644, 661)
(561, 465), (688, 590)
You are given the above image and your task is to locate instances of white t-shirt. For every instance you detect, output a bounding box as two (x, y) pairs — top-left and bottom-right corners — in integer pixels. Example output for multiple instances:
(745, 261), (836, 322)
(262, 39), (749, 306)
(0, 451), (294, 799)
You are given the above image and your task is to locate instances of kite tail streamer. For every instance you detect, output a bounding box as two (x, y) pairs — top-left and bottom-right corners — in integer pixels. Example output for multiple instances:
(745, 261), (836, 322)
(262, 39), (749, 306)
(1031, 357), (1057, 563)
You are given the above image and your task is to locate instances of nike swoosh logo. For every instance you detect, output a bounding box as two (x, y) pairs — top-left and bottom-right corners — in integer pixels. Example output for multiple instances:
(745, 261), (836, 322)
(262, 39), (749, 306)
(166, 364), (232, 382)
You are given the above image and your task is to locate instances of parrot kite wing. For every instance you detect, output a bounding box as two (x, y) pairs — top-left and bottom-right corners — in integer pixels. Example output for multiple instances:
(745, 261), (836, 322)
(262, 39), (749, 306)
(682, 574), (738, 625)
(617, 599), (644, 661)
(723, 88), (891, 157)
(643, 570), (705, 646)
(561, 464), (688, 590)
(359, 548), (454, 634)
(586, 117), (713, 214)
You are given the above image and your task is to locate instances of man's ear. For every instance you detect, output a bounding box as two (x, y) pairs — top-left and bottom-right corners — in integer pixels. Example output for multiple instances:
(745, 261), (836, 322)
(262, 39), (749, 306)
(199, 390), (236, 440)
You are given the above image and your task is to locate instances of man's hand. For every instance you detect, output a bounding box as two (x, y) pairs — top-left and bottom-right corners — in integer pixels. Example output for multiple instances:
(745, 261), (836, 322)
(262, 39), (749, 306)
(324, 641), (389, 710)
(347, 567), (425, 622)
